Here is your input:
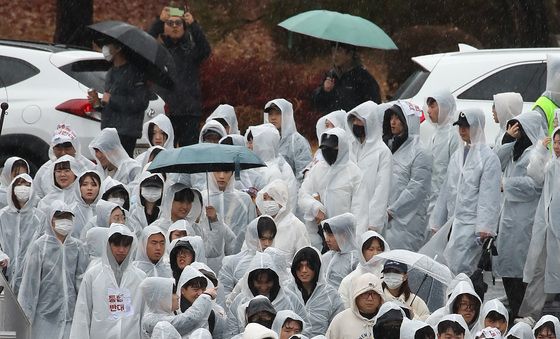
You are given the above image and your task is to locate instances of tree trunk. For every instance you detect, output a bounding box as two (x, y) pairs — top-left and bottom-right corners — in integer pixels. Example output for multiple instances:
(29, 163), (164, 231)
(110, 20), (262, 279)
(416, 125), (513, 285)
(53, 0), (94, 47)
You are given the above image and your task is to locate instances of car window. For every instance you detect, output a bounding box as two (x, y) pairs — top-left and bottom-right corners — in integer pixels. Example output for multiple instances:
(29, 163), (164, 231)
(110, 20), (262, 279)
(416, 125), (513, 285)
(59, 59), (110, 92)
(0, 56), (40, 87)
(393, 69), (430, 100)
(458, 63), (546, 102)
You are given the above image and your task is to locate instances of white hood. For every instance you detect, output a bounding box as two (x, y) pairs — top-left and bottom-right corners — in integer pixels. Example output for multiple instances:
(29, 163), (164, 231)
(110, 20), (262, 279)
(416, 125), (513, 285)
(436, 314), (472, 339)
(95, 199), (122, 228)
(101, 223), (137, 273)
(493, 92), (523, 130)
(0, 157), (29, 187)
(400, 318), (434, 339)
(135, 225), (167, 265)
(142, 114), (175, 149)
(242, 323), (278, 339)
(199, 120), (227, 143)
(176, 265), (206, 293)
(427, 89), (457, 126)
(511, 110), (545, 147)
(247, 123), (281, 163)
(6, 173), (35, 212)
(207, 104), (239, 134)
(546, 54), (560, 94)
(321, 213), (357, 253)
(271, 309), (305, 337)
(347, 101), (381, 144)
(533, 315), (560, 339)
(358, 230), (390, 266)
(256, 179), (291, 219)
(461, 108), (487, 145)
(319, 127), (351, 167)
(152, 321), (181, 339)
(350, 273), (384, 321)
(478, 298), (508, 333)
(140, 276), (175, 314)
(315, 110), (347, 142)
(264, 98), (296, 139)
(89, 128), (132, 169)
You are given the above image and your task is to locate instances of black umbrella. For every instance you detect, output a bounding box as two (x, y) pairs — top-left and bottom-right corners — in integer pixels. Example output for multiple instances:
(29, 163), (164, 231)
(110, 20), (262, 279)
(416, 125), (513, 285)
(88, 20), (175, 89)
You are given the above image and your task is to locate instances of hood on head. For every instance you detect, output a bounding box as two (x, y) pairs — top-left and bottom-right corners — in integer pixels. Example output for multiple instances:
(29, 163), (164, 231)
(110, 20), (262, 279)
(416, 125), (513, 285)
(321, 212), (357, 253)
(89, 128), (131, 168)
(95, 199), (122, 228)
(220, 134), (246, 146)
(509, 110), (545, 147)
(152, 321), (182, 339)
(271, 310), (304, 337)
(506, 322), (533, 338)
(102, 223), (137, 270)
(460, 108), (487, 145)
(400, 318), (434, 339)
(479, 299), (508, 332)
(426, 89), (457, 126)
(190, 261), (218, 288)
(176, 265), (206, 295)
(245, 295), (277, 321)
(199, 120), (227, 143)
(101, 177), (130, 210)
(207, 169), (236, 194)
(256, 179), (290, 218)
(207, 104), (239, 134)
(159, 183), (200, 222)
(359, 230), (390, 265)
(166, 219), (195, 243)
(136, 225), (166, 263)
(316, 109), (347, 142)
(351, 273), (384, 316)
(493, 92), (523, 130)
(446, 280), (482, 325)
(0, 157), (29, 187)
(319, 127), (350, 166)
(135, 172), (165, 206)
(189, 328), (213, 339)
(242, 323), (279, 339)
(247, 123), (281, 162)
(140, 277), (175, 313)
(142, 114), (175, 149)
(86, 227), (109, 259)
(533, 315), (560, 338)
(73, 170), (102, 205)
(243, 216), (264, 251)
(52, 154), (80, 188)
(291, 246), (323, 287)
(373, 301), (407, 338)
(243, 252), (280, 299)
(6, 173), (34, 211)
(547, 54), (560, 94)
(264, 98), (296, 138)
(45, 199), (75, 237)
(347, 101), (380, 144)
(437, 314), (472, 339)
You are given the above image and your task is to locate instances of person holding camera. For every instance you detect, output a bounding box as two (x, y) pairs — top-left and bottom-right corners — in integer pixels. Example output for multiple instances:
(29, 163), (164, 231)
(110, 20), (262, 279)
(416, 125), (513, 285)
(148, 6), (211, 147)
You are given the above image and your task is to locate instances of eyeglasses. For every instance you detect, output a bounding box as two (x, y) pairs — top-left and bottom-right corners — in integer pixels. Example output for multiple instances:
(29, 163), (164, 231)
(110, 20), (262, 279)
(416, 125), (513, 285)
(536, 332), (556, 339)
(458, 302), (477, 310)
(165, 19), (183, 27)
(359, 291), (380, 299)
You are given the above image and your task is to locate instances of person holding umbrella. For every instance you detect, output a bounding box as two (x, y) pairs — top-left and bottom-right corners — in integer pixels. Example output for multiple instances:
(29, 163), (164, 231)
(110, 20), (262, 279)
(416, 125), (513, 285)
(148, 6), (211, 147)
(87, 40), (149, 157)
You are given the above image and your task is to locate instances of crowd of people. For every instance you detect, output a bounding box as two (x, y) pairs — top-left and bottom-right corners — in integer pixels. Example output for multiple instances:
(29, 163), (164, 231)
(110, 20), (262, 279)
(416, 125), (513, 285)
(2, 5), (560, 339)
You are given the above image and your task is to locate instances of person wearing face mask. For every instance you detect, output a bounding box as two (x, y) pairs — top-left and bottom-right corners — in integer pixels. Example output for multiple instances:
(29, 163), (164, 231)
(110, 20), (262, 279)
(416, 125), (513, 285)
(232, 296), (278, 339)
(0, 156), (29, 209)
(381, 261), (430, 321)
(0, 174), (46, 294)
(129, 173), (164, 239)
(87, 38), (149, 157)
(298, 128), (361, 249)
(256, 179), (310, 261)
(17, 200), (89, 339)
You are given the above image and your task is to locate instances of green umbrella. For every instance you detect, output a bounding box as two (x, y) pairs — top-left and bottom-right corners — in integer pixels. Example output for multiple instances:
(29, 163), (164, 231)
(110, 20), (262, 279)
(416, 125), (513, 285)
(278, 10), (397, 50)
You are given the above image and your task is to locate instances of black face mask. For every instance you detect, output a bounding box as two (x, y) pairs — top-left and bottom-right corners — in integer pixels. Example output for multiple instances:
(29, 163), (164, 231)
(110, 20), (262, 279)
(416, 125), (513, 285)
(321, 147), (338, 165)
(253, 318), (274, 329)
(352, 124), (366, 138)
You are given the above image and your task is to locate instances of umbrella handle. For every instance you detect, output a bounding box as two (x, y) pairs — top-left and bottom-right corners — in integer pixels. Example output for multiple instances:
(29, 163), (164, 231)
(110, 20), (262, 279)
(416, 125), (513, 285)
(411, 273), (429, 306)
(0, 102), (8, 135)
(206, 171), (212, 231)
(234, 155), (241, 181)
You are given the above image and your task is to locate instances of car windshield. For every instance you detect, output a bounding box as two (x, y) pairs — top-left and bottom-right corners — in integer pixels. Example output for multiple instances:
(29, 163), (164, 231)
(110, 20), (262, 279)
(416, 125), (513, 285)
(58, 59), (109, 92)
(393, 69), (430, 100)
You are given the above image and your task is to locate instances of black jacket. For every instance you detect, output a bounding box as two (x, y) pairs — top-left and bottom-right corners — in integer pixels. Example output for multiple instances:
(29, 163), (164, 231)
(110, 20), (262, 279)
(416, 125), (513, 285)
(101, 62), (149, 138)
(148, 19), (211, 117)
(313, 65), (381, 114)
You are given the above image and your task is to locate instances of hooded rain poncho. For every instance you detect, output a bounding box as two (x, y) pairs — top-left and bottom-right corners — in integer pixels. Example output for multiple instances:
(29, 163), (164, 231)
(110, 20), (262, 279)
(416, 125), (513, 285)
(0, 156), (29, 209)
(206, 104), (240, 135)
(321, 213), (359, 289)
(133, 225), (172, 278)
(70, 170), (102, 238)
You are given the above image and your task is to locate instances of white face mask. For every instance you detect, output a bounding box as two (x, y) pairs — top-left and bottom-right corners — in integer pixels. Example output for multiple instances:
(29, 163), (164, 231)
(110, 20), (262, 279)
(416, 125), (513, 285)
(384, 273), (404, 290)
(108, 197), (125, 207)
(13, 185), (31, 203)
(260, 200), (280, 216)
(102, 45), (113, 62)
(54, 218), (74, 236)
(141, 187), (162, 203)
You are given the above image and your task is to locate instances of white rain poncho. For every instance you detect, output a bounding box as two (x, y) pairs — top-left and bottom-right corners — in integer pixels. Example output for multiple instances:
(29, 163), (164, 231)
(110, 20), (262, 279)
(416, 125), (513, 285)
(34, 123), (95, 199)
(240, 323), (278, 339)
(166, 219), (199, 246)
(248, 123), (299, 209)
(321, 213), (359, 289)
(177, 267), (215, 331)
(430, 108), (501, 275)
(264, 98), (312, 182)
(425, 90), (460, 218)
(201, 169), (257, 255)
(140, 274), (212, 338)
(188, 328), (213, 339)
(128, 172), (165, 238)
(70, 224), (147, 339)
(70, 170), (102, 238)
(382, 101), (432, 250)
(152, 184), (208, 231)
(495, 111), (544, 278)
(85, 227), (108, 270)
(256, 179), (310, 260)
(298, 128), (361, 248)
(271, 310), (305, 338)
(199, 118), (228, 143)
(219, 134), (266, 192)
(207, 104), (240, 134)
(426, 280), (481, 334)
(309, 110), (348, 170)
(38, 155), (81, 212)
(79, 200), (125, 240)
(89, 128), (141, 186)
(100, 176), (132, 210)
(0, 173), (45, 294)
(523, 127), (560, 295)
(289, 246), (344, 337)
(399, 318), (434, 339)
(338, 231), (390, 308)
(435, 314), (473, 339)
(493, 93), (523, 165)
(226, 252), (309, 337)
(152, 321), (182, 339)
(505, 322), (532, 338)
(17, 200), (89, 339)
(475, 299), (509, 335)
(533, 315), (560, 339)
(0, 156), (29, 209)
(136, 114), (174, 166)
(326, 273), (385, 339)
(346, 101), (392, 234)
(219, 216), (263, 300)
(133, 225), (172, 278)
(169, 236), (208, 284)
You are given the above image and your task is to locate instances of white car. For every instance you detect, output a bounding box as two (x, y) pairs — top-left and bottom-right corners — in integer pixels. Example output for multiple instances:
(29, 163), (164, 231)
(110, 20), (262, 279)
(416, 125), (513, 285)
(394, 44), (560, 145)
(0, 40), (164, 172)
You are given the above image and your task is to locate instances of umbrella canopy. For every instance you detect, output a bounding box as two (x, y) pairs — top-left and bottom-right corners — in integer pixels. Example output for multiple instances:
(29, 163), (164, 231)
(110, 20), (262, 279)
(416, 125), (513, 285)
(278, 10), (397, 50)
(147, 143), (266, 177)
(374, 249), (454, 285)
(88, 20), (175, 89)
